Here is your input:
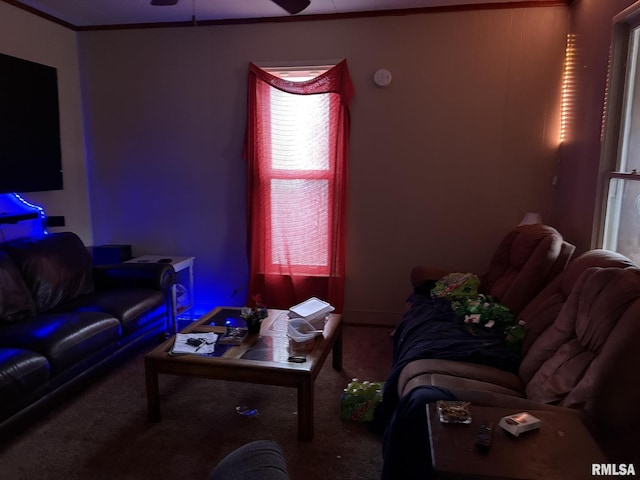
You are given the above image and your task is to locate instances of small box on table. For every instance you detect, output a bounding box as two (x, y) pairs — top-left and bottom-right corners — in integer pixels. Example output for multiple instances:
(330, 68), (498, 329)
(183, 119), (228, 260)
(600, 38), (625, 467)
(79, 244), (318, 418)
(498, 412), (541, 437)
(289, 297), (334, 329)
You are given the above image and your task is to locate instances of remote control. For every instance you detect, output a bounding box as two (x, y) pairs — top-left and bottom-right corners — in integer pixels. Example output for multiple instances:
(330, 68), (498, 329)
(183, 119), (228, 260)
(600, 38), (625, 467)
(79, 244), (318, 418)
(287, 355), (306, 363)
(474, 422), (493, 453)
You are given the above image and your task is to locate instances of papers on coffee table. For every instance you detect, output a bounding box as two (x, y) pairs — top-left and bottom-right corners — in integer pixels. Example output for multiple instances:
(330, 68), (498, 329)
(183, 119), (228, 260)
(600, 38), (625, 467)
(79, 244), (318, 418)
(171, 332), (218, 355)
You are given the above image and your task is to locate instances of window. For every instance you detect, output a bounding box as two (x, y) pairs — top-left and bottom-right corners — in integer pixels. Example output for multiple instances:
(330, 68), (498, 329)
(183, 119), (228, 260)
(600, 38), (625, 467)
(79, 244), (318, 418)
(599, 7), (640, 264)
(243, 61), (354, 310)
(265, 70), (331, 275)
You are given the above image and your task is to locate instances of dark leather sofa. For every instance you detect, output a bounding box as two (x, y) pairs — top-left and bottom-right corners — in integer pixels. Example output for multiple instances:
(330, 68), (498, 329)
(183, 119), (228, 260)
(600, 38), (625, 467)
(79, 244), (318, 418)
(0, 232), (175, 436)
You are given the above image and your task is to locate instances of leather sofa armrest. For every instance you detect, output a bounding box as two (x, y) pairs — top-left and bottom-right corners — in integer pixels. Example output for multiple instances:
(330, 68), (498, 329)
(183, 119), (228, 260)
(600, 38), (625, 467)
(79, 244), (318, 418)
(93, 263), (175, 292)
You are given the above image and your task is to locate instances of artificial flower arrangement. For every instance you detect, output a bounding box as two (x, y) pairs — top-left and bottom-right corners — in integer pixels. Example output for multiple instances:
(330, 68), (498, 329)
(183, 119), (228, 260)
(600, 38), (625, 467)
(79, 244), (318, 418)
(431, 273), (523, 348)
(449, 294), (514, 330)
(240, 293), (268, 333)
(430, 272), (480, 300)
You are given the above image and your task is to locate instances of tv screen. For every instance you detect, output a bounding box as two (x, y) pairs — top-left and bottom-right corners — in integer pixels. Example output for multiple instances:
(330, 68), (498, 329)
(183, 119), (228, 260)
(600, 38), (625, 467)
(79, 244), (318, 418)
(0, 52), (63, 194)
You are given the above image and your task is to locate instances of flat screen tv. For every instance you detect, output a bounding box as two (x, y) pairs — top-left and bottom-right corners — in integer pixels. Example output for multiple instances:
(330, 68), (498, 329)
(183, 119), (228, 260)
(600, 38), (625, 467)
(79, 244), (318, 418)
(0, 52), (63, 194)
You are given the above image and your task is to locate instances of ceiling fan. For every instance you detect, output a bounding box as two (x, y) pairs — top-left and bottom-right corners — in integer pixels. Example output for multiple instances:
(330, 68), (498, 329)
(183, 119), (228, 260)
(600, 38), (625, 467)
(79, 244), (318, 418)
(150, 0), (311, 15)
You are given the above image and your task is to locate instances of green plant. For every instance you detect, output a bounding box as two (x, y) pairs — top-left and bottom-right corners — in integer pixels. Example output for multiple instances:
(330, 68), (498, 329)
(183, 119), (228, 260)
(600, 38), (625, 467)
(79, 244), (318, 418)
(450, 294), (515, 331)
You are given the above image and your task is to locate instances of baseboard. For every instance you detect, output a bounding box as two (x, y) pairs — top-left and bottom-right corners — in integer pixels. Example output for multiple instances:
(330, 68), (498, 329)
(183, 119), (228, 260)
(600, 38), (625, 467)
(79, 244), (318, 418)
(341, 308), (400, 327)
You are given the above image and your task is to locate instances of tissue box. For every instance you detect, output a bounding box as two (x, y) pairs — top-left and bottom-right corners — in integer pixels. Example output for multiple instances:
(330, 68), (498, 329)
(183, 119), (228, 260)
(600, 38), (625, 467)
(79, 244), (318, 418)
(498, 412), (541, 437)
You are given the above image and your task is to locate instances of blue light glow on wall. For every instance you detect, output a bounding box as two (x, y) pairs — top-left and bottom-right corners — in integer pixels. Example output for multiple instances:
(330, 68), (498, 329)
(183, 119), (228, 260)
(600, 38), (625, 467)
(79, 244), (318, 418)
(0, 193), (47, 241)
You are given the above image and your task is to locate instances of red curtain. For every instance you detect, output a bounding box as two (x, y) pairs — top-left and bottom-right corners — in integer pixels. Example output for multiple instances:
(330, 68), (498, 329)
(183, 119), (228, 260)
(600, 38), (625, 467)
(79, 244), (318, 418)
(243, 60), (354, 312)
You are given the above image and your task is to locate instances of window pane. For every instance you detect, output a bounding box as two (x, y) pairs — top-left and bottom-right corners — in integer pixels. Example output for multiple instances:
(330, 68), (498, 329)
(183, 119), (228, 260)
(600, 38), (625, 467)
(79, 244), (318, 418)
(270, 179), (329, 269)
(620, 28), (640, 172)
(270, 88), (330, 171)
(603, 177), (640, 264)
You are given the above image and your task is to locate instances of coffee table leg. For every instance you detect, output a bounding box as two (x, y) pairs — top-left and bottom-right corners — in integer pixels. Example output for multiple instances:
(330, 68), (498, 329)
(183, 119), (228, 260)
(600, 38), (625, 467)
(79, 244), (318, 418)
(145, 361), (161, 422)
(332, 325), (343, 371)
(298, 380), (314, 441)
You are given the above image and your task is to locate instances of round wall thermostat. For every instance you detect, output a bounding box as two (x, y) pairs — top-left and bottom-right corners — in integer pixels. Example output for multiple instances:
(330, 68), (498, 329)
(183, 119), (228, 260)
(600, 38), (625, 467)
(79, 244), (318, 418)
(373, 69), (392, 87)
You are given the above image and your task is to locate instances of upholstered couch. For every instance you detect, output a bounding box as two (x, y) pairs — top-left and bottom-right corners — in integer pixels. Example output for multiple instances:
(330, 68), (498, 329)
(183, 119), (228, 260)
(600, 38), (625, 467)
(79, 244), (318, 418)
(209, 440), (289, 480)
(410, 224), (575, 317)
(0, 232), (175, 436)
(383, 247), (640, 475)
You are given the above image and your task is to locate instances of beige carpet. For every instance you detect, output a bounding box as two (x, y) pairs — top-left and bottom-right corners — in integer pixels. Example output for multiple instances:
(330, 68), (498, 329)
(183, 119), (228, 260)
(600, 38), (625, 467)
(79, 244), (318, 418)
(0, 325), (394, 480)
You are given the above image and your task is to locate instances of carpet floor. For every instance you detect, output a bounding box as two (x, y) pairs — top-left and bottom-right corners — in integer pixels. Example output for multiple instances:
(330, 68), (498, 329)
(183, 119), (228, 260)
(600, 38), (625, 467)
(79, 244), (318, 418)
(0, 324), (394, 480)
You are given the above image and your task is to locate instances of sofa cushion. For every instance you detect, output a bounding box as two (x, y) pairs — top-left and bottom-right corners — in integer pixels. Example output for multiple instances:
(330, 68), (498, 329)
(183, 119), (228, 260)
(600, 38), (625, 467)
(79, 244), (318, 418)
(55, 289), (166, 336)
(524, 267), (640, 431)
(480, 224), (567, 316)
(0, 311), (121, 375)
(518, 249), (638, 357)
(397, 358), (525, 398)
(4, 232), (94, 312)
(0, 347), (49, 406)
(0, 250), (36, 323)
(412, 372), (526, 398)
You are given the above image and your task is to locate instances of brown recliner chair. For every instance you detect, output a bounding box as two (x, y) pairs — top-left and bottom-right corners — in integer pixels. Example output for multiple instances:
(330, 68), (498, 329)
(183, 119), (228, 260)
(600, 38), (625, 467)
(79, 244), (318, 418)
(518, 248), (637, 354)
(398, 250), (640, 463)
(410, 224), (575, 316)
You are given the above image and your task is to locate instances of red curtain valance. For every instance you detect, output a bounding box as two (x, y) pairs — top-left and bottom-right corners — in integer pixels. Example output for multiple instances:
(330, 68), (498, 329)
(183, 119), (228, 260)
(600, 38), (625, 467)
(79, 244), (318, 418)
(247, 60), (354, 100)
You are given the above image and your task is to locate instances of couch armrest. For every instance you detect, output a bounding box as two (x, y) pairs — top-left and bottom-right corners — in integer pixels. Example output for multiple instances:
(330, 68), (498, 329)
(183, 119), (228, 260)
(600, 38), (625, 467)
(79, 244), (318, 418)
(92, 263), (175, 292)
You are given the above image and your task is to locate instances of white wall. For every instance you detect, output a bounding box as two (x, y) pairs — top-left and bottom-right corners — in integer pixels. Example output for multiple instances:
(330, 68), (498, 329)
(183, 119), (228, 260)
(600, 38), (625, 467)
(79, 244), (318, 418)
(77, 7), (569, 324)
(0, 2), (92, 243)
(1, 2), (569, 325)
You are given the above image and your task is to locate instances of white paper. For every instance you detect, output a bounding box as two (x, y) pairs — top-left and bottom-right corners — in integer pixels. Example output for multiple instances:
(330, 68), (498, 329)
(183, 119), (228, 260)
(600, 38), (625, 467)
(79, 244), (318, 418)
(172, 332), (218, 354)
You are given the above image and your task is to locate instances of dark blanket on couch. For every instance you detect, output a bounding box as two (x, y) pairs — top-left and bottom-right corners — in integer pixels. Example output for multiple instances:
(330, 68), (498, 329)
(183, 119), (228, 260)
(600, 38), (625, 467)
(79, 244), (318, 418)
(378, 292), (522, 428)
(378, 292), (523, 479)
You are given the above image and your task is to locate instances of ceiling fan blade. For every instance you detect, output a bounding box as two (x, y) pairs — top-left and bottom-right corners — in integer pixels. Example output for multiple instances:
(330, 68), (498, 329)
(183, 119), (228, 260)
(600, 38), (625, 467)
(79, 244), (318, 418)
(271, 0), (311, 15)
(150, 0), (178, 5)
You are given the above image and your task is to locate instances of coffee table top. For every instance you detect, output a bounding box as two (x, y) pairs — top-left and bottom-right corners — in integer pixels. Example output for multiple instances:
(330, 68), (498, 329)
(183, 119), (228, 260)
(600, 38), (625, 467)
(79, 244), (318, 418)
(145, 307), (341, 375)
(144, 306), (343, 441)
(427, 404), (607, 479)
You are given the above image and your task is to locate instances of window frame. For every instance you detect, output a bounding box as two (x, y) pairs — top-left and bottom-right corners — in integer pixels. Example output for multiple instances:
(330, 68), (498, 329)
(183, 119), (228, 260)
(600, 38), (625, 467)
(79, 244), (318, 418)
(257, 65), (337, 277)
(595, 3), (640, 251)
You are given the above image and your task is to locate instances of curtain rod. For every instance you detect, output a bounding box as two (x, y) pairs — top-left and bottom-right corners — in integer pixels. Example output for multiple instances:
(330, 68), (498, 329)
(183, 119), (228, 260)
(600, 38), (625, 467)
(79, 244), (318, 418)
(252, 59), (344, 69)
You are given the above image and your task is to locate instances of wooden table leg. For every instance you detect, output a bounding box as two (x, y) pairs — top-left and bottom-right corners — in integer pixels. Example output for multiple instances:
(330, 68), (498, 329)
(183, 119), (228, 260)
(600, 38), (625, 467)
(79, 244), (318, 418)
(145, 361), (161, 422)
(298, 379), (314, 441)
(332, 324), (343, 371)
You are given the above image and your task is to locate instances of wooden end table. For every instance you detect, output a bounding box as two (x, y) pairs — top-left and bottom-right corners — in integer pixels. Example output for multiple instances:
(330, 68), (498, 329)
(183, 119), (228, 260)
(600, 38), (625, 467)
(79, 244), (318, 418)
(426, 404), (608, 479)
(144, 307), (342, 441)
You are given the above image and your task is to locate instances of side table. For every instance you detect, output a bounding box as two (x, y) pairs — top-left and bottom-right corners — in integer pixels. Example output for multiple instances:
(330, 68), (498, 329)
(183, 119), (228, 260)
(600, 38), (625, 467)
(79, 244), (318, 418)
(426, 404), (607, 479)
(125, 255), (195, 333)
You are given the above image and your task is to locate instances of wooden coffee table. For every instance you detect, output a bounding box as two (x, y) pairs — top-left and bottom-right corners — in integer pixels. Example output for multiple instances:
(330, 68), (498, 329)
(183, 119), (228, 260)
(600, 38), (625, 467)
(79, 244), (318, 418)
(144, 307), (342, 441)
(426, 404), (608, 479)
